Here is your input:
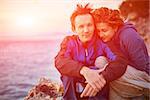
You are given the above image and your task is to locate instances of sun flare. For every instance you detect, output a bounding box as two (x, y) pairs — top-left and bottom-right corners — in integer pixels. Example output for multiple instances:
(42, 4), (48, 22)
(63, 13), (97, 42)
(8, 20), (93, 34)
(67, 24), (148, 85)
(16, 15), (35, 28)
(0, 0), (123, 40)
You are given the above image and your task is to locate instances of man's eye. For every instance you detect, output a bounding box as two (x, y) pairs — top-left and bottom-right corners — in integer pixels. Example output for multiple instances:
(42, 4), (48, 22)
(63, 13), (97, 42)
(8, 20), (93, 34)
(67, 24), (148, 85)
(101, 29), (107, 32)
(79, 25), (84, 29)
(87, 23), (92, 27)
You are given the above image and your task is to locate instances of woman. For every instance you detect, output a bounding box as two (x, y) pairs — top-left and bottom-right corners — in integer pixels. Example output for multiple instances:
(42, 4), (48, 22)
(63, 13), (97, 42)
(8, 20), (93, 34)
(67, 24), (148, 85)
(92, 7), (150, 100)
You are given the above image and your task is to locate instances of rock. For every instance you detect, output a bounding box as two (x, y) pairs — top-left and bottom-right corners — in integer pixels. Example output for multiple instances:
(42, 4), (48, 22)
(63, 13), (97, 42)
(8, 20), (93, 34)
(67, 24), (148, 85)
(25, 78), (64, 100)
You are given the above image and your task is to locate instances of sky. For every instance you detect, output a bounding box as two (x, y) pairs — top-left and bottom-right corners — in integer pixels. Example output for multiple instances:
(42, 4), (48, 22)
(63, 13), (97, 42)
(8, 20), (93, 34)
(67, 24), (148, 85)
(0, 0), (123, 40)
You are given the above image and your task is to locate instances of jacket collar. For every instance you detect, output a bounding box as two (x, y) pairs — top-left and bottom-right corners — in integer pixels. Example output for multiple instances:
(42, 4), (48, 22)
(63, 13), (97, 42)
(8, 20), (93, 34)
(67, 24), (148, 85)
(77, 34), (97, 48)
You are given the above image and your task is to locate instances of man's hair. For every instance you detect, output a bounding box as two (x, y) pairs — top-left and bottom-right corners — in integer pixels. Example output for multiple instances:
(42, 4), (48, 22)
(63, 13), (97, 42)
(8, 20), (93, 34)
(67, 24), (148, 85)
(92, 7), (124, 28)
(70, 4), (94, 31)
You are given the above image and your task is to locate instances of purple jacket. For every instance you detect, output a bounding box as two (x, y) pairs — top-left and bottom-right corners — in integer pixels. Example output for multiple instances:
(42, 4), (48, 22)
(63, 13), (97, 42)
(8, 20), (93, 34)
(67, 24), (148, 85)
(55, 35), (127, 82)
(113, 23), (149, 74)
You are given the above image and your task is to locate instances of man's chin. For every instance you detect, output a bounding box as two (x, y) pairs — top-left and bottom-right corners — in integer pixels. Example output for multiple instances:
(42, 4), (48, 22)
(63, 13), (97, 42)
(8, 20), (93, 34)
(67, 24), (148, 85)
(82, 40), (89, 43)
(80, 38), (90, 43)
(102, 39), (109, 43)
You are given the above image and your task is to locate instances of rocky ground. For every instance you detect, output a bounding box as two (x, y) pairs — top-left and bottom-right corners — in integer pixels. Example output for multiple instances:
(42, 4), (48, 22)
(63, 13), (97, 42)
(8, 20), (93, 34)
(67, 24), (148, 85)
(24, 78), (64, 100)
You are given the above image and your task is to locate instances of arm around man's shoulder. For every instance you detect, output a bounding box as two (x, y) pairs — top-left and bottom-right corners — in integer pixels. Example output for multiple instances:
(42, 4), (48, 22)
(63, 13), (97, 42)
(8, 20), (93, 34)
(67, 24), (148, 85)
(97, 40), (128, 83)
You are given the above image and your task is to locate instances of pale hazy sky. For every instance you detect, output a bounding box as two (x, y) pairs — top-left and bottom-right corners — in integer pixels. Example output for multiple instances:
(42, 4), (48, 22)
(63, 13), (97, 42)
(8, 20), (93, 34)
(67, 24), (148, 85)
(0, 0), (123, 40)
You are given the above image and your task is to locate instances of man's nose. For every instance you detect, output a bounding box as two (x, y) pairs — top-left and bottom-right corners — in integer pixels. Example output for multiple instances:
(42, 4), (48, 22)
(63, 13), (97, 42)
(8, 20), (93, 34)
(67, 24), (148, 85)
(100, 32), (104, 38)
(83, 26), (89, 33)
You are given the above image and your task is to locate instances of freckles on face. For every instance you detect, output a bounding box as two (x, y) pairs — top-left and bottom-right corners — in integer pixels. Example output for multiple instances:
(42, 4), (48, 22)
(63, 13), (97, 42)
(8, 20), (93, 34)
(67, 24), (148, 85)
(96, 23), (116, 42)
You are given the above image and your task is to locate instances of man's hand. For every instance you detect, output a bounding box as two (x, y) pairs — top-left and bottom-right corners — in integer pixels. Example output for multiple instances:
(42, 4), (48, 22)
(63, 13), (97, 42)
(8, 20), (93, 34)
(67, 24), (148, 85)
(80, 84), (98, 98)
(80, 66), (106, 91)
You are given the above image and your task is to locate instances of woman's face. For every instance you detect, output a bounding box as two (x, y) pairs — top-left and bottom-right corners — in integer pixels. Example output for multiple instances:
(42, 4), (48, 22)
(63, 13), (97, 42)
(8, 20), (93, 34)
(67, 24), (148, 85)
(96, 22), (116, 42)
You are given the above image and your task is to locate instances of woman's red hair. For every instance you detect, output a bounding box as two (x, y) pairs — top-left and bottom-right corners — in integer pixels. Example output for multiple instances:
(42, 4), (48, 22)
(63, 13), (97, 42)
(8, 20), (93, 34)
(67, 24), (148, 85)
(93, 7), (124, 28)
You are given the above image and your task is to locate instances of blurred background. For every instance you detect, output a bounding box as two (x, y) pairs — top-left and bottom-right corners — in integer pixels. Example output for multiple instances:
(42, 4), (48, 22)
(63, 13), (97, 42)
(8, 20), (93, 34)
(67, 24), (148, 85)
(0, 0), (149, 100)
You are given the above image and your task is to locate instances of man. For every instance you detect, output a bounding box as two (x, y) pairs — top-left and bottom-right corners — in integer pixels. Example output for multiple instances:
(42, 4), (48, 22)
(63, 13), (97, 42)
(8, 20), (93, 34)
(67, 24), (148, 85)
(55, 4), (127, 100)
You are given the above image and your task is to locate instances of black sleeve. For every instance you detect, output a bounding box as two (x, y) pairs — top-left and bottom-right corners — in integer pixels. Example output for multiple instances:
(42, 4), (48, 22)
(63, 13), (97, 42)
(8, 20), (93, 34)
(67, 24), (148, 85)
(102, 42), (128, 82)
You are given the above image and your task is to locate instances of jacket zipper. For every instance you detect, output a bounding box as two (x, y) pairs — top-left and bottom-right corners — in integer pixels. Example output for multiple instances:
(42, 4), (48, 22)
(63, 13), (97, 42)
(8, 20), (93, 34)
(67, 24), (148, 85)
(85, 49), (88, 57)
(84, 49), (88, 64)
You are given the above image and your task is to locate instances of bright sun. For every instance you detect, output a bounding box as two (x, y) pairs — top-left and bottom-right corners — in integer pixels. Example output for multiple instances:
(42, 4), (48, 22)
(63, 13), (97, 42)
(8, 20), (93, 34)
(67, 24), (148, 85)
(0, 0), (122, 40)
(16, 15), (35, 28)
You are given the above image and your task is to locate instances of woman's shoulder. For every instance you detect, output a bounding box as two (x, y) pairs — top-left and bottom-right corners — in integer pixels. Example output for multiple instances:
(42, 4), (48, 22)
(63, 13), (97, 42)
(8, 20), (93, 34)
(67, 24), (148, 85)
(119, 23), (141, 41)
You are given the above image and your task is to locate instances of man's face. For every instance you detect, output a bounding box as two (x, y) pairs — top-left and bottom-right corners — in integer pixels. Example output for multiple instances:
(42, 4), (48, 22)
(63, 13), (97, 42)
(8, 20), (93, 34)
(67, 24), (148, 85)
(96, 22), (116, 42)
(74, 14), (95, 43)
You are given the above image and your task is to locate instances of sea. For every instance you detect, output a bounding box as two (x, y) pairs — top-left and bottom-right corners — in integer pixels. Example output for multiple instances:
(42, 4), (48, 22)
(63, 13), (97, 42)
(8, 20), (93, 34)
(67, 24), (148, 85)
(0, 38), (149, 100)
(0, 39), (62, 100)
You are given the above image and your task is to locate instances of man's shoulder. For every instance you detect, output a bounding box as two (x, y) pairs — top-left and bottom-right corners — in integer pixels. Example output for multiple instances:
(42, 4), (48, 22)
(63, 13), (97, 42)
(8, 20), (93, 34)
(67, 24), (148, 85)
(63, 35), (78, 42)
(61, 35), (78, 45)
(96, 38), (108, 47)
(64, 35), (77, 39)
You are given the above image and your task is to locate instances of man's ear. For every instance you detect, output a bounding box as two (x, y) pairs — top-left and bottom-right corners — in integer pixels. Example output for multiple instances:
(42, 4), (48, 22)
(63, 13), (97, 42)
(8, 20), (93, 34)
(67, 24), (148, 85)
(114, 26), (118, 32)
(72, 26), (75, 32)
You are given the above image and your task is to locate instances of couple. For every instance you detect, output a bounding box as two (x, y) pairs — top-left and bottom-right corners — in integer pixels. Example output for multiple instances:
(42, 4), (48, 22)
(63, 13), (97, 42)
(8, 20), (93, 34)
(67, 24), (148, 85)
(55, 4), (149, 100)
